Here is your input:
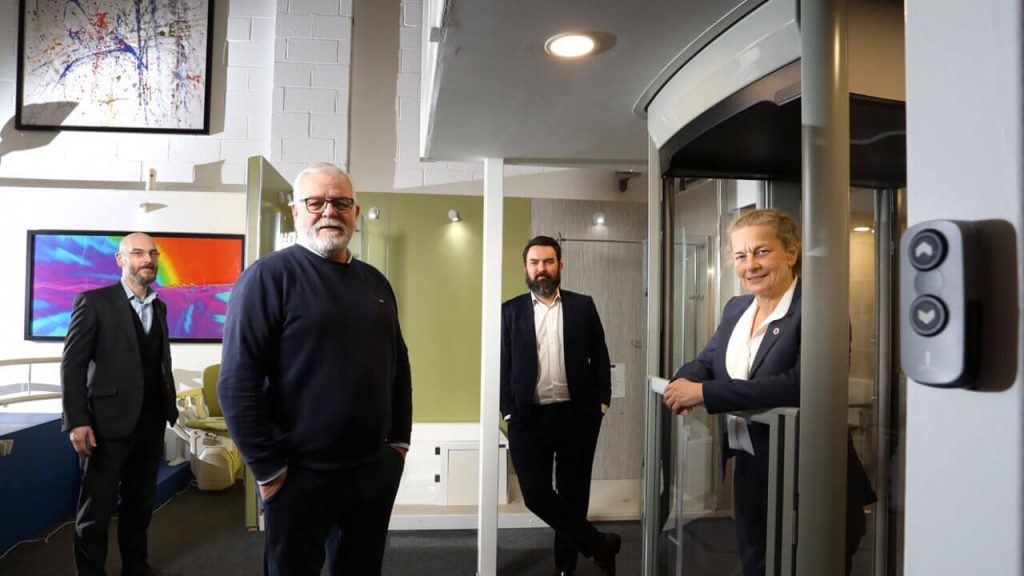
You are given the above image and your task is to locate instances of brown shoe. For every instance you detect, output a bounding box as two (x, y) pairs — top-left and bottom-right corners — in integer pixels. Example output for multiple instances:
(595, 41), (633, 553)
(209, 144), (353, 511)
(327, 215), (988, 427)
(593, 532), (622, 575)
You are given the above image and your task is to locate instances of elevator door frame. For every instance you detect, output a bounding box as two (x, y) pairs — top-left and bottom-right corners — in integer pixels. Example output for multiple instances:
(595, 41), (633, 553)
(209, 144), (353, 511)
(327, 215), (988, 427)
(642, 182), (905, 576)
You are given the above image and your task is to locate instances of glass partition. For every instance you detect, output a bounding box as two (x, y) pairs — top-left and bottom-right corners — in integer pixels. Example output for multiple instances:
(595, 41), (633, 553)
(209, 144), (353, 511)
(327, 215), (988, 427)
(644, 180), (904, 576)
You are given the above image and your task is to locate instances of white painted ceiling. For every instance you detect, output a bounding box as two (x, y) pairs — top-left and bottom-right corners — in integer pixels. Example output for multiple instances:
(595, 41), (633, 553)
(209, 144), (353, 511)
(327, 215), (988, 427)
(421, 0), (758, 167)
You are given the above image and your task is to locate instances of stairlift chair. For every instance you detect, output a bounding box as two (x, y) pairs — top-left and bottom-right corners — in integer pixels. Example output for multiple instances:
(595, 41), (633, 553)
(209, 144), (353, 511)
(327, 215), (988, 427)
(173, 364), (243, 491)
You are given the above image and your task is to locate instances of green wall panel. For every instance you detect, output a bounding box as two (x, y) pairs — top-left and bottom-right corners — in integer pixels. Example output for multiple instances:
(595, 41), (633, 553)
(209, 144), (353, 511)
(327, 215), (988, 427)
(356, 192), (530, 422)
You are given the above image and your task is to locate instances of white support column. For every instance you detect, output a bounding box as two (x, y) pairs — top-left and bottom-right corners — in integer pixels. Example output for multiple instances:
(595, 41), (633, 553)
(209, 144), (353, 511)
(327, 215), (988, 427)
(641, 136), (664, 576)
(904, 1), (1024, 573)
(477, 157), (504, 576)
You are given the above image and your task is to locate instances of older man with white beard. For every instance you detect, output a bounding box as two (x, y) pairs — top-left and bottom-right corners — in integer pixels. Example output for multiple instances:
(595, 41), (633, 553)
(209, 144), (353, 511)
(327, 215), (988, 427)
(218, 162), (412, 576)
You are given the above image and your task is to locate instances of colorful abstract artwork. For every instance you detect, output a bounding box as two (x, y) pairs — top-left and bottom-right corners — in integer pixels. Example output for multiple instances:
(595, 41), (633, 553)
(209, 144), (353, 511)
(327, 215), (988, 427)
(16, 0), (213, 133)
(26, 231), (243, 341)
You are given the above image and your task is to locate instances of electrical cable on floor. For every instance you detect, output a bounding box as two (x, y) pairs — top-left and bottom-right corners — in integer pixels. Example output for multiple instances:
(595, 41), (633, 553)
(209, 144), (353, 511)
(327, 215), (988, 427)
(0, 478), (196, 562)
(0, 519), (74, 562)
(153, 479), (196, 513)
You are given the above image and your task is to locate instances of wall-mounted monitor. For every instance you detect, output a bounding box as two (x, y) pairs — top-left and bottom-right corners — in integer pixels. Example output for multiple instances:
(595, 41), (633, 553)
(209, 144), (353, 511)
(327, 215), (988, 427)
(25, 231), (244, 342)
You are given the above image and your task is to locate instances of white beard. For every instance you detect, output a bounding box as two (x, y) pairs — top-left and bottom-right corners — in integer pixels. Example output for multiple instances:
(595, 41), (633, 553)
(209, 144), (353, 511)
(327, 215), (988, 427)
(298, 217), (353, 258)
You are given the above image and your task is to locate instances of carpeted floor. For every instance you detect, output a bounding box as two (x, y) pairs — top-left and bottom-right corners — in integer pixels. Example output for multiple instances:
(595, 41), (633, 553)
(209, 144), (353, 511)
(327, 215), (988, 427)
(0, 483), (646, 575)
(1, 480), (876, 575)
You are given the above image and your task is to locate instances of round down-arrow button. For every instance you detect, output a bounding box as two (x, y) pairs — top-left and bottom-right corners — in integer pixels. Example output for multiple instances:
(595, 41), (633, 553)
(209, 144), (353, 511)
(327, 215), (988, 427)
(910, 295), (948, 337)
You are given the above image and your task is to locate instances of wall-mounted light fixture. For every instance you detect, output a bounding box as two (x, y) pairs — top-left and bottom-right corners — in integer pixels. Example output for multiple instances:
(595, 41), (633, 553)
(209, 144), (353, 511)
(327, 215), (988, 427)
(448, 209), (461, 222)
(853, 226), (873, 233)
(615, 170), (640, 193)
(367, 207), (380, 220)
(593, 212), (607, 226)
(137, 201), (168, 214)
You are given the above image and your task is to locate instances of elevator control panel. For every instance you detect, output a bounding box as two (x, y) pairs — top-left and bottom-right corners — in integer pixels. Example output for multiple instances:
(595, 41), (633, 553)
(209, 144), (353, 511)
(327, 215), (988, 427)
(900, 220), (981, 387)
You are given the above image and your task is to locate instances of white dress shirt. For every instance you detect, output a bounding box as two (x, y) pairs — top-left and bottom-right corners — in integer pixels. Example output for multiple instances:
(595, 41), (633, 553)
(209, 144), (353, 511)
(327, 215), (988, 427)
(723, 277), (798, 455)
(532, 290), (571, 404)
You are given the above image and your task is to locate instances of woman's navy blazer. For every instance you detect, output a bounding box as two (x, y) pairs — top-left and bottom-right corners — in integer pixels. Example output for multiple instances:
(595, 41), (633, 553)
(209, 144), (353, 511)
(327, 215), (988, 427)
(673, 281), (876, 506)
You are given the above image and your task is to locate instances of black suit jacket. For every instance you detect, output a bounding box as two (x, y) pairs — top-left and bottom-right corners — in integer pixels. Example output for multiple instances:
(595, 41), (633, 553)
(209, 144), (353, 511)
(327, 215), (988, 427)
(500, 290), (612, 420)
(674, 281), (875, 505)
(61, 283), (177, 440)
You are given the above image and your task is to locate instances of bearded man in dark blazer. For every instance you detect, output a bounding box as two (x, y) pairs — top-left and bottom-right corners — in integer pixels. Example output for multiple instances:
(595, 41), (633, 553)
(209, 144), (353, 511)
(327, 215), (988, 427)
(61, 232), (178, 576)
(501, 235), (621, 576)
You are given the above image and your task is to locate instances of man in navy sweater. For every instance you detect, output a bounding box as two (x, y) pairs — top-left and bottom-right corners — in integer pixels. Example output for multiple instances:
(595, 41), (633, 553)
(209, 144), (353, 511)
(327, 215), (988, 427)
(219, 162), (412, 576)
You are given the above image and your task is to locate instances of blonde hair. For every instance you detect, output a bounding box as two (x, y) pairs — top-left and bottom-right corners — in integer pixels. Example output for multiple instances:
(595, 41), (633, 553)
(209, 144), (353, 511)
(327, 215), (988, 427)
(729, 208), (801, 275)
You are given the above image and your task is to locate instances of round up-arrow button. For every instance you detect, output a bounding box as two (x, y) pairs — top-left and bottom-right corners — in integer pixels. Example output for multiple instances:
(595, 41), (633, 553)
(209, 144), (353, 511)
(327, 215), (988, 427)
(910, 229), (946, 271)
(910, 295), (947, 337)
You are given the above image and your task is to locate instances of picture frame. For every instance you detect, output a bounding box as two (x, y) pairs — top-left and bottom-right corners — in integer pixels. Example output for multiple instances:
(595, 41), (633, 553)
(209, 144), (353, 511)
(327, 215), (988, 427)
(16, 0), (214, 134)
(25, 230), (244, 342)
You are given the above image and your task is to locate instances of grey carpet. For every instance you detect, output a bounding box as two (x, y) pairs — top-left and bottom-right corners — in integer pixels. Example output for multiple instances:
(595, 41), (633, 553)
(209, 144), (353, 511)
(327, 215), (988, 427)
(0, 483), (649, 575)
(2, 481), (876, 575)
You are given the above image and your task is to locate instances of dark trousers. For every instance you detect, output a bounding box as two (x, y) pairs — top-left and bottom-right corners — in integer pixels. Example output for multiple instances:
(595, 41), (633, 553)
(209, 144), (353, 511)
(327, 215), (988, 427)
(508, 402), (604, 572)
(73, 414), (165, 576)
(261, 447), (405, 576)
(732, 450), (869, 576)
(733, 450), (770, 576)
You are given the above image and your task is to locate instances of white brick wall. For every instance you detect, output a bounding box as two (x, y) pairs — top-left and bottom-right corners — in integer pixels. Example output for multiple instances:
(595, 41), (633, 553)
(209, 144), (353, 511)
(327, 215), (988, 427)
(0, 0), (279, 187)
(272, 0), (352, 181)
(0, 0), (562, 196)
(286, 39), (341, 63)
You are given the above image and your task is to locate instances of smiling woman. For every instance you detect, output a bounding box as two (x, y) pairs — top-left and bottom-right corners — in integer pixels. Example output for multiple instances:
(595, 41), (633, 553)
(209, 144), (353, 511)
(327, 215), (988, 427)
(664, 208), (875, 576)
(729, 209), (801, 310)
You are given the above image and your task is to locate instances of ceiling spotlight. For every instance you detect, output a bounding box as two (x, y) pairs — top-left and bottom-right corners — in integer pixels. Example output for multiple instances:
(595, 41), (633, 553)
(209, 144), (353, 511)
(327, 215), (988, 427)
(448, 209), (461, 222)
(853, 226), (873, 233)
(544, 32), (615, 59)
(367, 207), (380, 220)
(593, 212), (607, 226)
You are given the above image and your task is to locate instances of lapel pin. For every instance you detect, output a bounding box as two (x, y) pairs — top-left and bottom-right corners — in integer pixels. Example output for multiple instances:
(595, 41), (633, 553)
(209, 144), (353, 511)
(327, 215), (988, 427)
(772, 327), (780, 336)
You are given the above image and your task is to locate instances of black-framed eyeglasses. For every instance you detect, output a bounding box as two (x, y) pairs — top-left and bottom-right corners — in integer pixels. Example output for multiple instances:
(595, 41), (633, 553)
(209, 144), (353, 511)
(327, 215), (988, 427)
(299, 197), (356, 214)
(125, 249), (161, 258)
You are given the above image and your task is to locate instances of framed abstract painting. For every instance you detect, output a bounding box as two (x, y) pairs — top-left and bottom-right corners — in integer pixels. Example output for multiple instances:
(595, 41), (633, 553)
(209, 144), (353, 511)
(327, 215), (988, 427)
(26, 231), (244, 342)
(16, 0), (214, 133)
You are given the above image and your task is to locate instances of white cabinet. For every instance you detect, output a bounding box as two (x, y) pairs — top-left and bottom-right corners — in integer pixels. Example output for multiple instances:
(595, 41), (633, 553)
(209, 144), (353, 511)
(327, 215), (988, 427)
(395, 423), (509, 506)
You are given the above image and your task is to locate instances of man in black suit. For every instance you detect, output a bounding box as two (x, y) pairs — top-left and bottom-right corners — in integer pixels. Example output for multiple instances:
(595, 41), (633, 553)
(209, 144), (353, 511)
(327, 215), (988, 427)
(62, 232), (178, 576)
(501, 235), (621, 576)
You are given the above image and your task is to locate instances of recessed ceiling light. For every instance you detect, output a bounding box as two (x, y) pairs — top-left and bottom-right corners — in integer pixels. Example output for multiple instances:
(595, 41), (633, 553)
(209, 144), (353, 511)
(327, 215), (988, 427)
(546, 33), (596, 58)
(853, 226), (873, 233)
(544, 31), (615, 59)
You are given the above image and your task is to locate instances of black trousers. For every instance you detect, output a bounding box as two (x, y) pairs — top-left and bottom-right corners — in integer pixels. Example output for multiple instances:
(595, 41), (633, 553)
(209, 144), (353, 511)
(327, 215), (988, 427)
(261, 447), (405, 576)
(732, 450), (869, 576)
(508, 402), (604, 572)
(73, 413), (165, 576)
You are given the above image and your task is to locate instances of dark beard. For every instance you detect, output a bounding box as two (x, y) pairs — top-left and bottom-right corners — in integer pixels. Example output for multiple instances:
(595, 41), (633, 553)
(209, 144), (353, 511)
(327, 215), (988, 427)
(129, 265), (156, 287)
(526, 271), (560, 297)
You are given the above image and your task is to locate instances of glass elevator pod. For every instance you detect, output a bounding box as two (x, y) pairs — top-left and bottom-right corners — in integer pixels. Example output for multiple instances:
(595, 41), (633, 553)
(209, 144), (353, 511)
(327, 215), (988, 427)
(642, 58), (907, 576)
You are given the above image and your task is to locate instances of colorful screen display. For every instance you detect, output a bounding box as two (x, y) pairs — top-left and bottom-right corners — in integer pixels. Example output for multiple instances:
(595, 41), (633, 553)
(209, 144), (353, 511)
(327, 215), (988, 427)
(26, 231), (244, 342)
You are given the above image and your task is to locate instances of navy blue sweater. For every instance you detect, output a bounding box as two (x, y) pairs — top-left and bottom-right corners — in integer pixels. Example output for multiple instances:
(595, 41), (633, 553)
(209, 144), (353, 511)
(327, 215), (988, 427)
(218, 245), (412, 481)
